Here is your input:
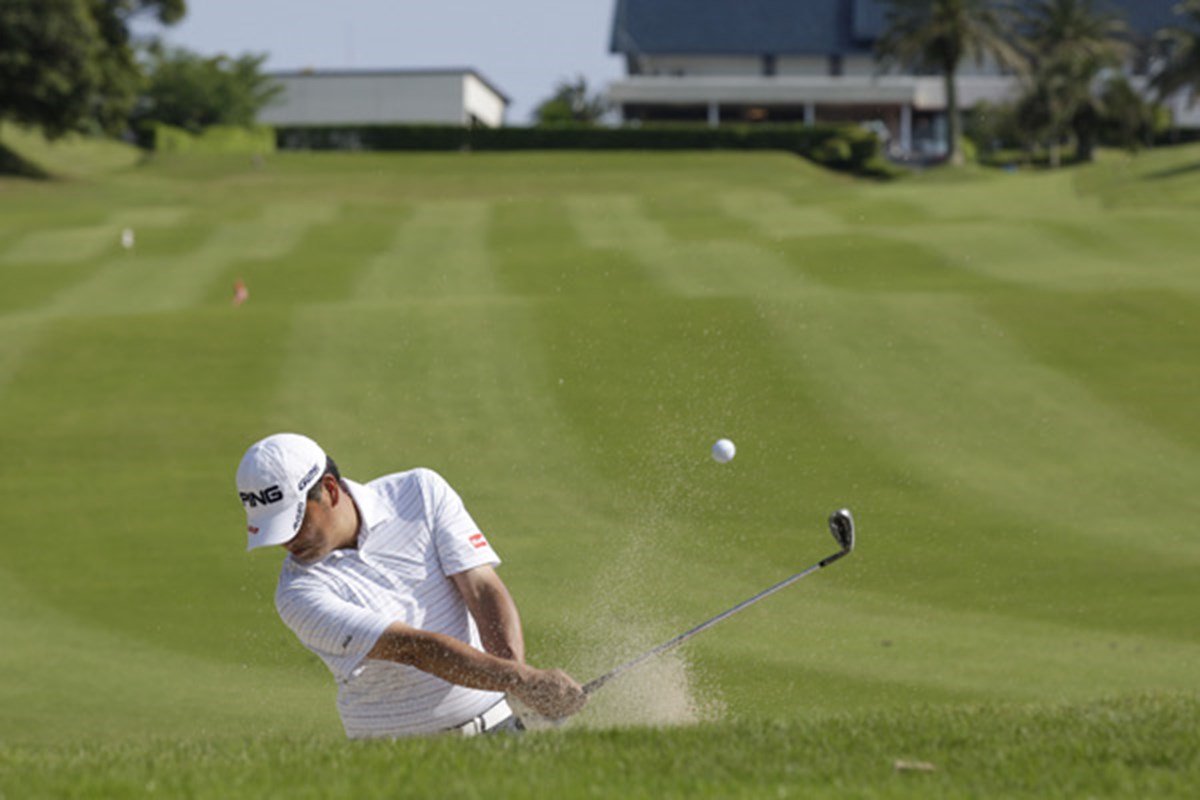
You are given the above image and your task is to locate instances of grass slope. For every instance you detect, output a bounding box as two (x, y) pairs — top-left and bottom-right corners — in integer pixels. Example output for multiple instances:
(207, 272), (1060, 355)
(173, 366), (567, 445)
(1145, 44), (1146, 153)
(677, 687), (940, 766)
(0, 123), (142, 180)
(1, 146), (1198, 795)
(1, 694), (1194, 799)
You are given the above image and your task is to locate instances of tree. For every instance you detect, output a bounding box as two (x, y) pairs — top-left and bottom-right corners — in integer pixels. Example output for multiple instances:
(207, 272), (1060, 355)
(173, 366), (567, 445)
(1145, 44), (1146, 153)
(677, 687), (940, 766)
(533, 76), (609, 126)
(0, 0), (184, 139)
(1013, 0), (1130, 164)
(1152, 0), (1200, 104)
(134, 46), (282, 132)
(875, 0), (1026, 164)
(1096, 75), (1165, 150)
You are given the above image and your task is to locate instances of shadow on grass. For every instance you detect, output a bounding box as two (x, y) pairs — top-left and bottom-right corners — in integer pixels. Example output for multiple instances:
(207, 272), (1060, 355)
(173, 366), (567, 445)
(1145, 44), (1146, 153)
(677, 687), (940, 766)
(0, 141), (49, 179)
(1143, 161), (1200, 181)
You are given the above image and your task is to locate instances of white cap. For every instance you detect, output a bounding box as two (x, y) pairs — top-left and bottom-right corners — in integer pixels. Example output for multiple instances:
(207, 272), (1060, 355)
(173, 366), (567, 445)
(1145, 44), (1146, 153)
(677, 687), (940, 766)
(236, 433), (327, 551)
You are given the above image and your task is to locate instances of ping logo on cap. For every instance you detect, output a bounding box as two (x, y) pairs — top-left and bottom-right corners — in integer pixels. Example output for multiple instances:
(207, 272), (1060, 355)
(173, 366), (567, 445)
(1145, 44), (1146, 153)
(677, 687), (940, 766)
(240, 485), (284, 508)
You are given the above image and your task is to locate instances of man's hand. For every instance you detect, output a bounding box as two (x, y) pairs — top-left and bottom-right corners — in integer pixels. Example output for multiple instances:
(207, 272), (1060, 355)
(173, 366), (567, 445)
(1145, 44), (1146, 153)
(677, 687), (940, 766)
(512, 667), (588, 720)
(368, 623), (587, 719)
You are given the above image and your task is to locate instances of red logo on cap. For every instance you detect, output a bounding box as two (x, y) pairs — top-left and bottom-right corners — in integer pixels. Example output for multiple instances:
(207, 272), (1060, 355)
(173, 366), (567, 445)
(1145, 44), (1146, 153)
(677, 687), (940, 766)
(248, 525), (260, 534)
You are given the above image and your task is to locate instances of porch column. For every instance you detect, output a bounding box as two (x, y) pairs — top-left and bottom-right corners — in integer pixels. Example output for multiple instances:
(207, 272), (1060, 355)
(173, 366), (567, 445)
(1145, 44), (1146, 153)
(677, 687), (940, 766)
(900, 105), (913, 154)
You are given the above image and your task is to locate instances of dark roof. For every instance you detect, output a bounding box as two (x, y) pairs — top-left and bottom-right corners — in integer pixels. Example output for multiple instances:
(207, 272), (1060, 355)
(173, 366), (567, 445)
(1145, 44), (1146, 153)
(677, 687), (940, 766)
(1113, 0), (1190, 34)
(611, 0), (872, 56)
(610, 0), (1186, 57)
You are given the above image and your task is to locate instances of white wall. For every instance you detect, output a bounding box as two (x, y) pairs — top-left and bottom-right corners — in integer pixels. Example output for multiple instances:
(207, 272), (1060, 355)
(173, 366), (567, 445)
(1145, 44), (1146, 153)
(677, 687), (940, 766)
(840, 55), (879, 77)
(259, 72), (507, 127)
(776, 56), (835, 76)
(463, 74), (507, 127)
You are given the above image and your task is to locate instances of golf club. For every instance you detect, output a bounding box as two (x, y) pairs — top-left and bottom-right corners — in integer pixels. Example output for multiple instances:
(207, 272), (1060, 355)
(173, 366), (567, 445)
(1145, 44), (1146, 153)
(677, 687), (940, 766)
(582, 508), (856, 696)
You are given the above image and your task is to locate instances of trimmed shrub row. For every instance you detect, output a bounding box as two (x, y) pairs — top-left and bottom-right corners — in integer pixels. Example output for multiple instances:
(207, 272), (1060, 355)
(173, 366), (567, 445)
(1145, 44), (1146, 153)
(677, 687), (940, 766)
(273, 123), (889, 176)
(138, 123), (277, 154)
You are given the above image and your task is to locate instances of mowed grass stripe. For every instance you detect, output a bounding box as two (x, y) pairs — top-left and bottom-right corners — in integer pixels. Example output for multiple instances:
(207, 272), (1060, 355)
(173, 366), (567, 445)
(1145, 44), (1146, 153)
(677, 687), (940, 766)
(0, 206), (191, 267)
(564, 194), (805, 297)
(0, 201), (337, 394)
(490, 195), (659, 298)
(228, 201), (410, 307)
(42, 201), (338, 315)
(1, 222), (121, 266)
(351, 199), (496, 300)
(0, 309), (328, 662)
(863, 170), (1200, 291)
(705, 585), (1200, 716)
(718, 189), (850, 240)
(0, 207), (196, 313)
(0, 561), (339, 746)
(890, 168), (1106, 223)
(774, 289), (1200, 558)
(876, 212), (1200, 291)
(759, 285), (1199, 644)
(982, 287), (1200, 451)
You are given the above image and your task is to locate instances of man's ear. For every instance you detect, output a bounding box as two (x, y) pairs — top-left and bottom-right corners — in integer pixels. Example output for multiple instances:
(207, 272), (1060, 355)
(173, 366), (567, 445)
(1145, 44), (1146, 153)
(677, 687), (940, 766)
(323, 474), (341, 505)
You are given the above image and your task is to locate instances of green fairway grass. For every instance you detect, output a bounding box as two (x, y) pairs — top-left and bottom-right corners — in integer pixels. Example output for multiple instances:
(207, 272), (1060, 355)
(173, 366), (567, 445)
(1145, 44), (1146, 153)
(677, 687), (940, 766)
(1, 140), (1198, 797)
(1, 694), (1195, 799)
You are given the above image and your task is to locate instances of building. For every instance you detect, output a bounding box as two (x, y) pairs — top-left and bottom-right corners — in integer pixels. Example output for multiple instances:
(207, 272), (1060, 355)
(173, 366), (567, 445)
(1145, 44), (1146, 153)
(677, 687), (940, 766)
(607, 0), (1199, 156)
(258, 68), (510, 131)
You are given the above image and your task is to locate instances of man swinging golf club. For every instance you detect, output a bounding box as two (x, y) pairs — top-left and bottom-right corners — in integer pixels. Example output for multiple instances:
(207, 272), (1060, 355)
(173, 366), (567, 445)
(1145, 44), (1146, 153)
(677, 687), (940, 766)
(235, 433), (587, 738)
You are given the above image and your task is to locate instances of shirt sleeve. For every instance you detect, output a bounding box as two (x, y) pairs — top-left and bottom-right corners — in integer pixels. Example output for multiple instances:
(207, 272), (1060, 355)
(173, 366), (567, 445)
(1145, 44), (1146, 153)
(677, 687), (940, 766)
(275, 578), (393, 682)
(419, 469), (501, 576)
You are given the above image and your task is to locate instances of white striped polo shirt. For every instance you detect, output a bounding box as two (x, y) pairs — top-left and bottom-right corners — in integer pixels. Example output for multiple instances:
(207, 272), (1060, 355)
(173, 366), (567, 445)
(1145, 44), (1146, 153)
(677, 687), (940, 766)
(273, 468), (505, 738)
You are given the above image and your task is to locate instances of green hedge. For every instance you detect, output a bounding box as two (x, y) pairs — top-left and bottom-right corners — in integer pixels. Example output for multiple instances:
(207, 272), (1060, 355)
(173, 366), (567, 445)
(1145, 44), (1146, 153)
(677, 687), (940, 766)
(140, 123), (277, 154)
(274, 123), (888, 176)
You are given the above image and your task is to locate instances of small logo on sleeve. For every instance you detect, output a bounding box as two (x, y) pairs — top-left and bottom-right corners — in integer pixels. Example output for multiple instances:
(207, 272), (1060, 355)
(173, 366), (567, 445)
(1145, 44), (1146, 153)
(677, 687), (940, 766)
(469, 533), (489, 550)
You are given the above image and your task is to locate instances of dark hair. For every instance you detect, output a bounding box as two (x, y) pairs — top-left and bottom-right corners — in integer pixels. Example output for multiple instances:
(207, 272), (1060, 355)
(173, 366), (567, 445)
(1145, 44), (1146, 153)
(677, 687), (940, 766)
(306, 456), (341, 501)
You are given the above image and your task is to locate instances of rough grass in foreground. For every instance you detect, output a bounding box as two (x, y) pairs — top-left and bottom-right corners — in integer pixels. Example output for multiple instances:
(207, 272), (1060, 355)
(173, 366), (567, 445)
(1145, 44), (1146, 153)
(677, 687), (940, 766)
(1, 694), (1195, 799)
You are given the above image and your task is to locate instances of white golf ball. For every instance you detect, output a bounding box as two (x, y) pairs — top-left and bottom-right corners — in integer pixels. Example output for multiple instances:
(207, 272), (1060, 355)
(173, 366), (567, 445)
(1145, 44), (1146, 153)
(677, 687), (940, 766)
(711, 438), (736, 463)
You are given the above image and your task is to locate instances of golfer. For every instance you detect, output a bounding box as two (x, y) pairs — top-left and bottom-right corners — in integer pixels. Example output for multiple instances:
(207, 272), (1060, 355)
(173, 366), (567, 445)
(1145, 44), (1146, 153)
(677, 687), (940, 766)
(236, 432), (587, 738)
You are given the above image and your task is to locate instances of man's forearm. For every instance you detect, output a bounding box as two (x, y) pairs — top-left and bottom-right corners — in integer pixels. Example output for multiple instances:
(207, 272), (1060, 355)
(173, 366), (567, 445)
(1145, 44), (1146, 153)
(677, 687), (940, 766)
(452, 566), (526, 662)
(367, 621), (588, 720)
(368, 623), (530, 692)
(472, 582), (525, 662)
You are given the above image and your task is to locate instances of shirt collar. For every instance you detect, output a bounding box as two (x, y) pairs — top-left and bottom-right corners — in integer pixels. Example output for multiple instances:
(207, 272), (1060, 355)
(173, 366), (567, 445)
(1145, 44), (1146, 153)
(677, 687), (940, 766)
(342, 478), (392, 540)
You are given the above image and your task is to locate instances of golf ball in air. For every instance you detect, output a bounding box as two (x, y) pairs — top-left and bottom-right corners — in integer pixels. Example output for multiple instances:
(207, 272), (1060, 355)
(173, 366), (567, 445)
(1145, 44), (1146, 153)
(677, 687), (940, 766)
(711, 438), (736, 463)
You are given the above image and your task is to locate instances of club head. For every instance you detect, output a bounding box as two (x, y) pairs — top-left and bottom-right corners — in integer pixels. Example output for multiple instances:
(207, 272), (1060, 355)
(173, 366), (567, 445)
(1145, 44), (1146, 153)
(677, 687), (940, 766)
(828, 508), (855, 553)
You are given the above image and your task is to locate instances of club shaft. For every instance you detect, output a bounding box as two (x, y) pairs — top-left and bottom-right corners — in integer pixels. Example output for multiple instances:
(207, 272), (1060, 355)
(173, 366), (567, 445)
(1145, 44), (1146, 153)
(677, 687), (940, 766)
(582, 547), (849, 695)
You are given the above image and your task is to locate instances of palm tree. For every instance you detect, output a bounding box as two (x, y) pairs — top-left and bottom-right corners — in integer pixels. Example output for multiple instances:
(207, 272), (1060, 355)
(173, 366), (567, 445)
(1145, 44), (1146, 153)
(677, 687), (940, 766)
(1015, 0), (1130, 164)
(875, 0), (1025, 164)
(1152, 0), (1200, 103)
